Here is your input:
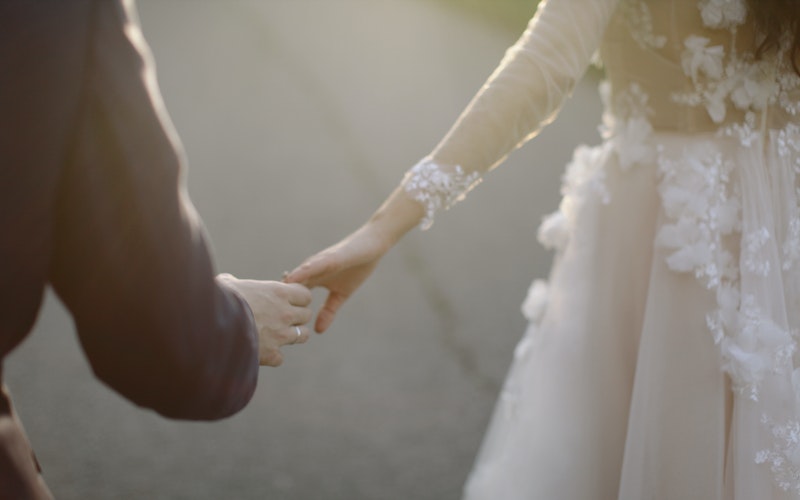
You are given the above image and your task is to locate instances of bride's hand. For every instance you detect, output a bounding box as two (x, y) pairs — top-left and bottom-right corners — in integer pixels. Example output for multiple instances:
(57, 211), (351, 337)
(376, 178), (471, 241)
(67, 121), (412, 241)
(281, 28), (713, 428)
(285, 223), (391, 333)
(288, 185), (425, 332)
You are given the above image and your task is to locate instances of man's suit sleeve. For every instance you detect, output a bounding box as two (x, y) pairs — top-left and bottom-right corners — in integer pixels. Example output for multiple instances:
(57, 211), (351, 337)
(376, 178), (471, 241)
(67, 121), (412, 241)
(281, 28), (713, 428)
(47, 0), (259, 420)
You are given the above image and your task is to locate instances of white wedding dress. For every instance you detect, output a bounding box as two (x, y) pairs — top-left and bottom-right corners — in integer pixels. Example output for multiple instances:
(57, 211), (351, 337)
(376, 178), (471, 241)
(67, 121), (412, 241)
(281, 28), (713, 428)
(401, 0), (800, 498)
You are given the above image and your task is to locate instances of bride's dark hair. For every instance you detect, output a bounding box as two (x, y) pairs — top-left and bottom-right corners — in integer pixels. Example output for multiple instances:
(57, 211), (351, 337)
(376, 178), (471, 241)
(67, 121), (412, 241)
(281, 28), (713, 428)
(748, 0), (800, 71)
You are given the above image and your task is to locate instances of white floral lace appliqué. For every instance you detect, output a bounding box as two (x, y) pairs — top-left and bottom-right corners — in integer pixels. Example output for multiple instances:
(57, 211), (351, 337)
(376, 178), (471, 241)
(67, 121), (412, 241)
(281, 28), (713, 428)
(757, 414), (800, 494)
(621, 0), (667, 51)
(402, 157), (481, 230)
(655, 137), (800, 489)
(698, 0), (746, 30)
(669, 0), (787, 126)
(617, 0), (800, 493)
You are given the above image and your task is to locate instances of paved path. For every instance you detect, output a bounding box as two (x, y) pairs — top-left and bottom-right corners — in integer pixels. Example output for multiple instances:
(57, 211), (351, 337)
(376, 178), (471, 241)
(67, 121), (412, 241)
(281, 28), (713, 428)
(5, 1), (602, 498)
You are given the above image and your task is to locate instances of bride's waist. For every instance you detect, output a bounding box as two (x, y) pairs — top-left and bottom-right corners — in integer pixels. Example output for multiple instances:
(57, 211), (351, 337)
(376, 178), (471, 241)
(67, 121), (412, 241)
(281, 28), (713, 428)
(609, 102), (738, 133)
(607, 85), (800, 135)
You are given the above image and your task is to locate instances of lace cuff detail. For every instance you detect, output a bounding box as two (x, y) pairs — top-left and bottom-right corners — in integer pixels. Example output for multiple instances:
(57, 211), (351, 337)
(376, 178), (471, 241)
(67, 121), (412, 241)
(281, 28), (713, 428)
(401, 157), (482, 230)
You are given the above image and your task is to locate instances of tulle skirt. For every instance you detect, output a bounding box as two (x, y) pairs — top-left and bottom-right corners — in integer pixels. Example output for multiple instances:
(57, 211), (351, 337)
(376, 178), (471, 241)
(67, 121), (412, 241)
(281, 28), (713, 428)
(464, 129), (800, 499)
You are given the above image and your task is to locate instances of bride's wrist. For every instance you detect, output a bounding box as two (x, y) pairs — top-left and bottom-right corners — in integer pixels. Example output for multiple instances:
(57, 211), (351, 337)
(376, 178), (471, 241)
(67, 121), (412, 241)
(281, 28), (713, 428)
(367, 187), (425, 248)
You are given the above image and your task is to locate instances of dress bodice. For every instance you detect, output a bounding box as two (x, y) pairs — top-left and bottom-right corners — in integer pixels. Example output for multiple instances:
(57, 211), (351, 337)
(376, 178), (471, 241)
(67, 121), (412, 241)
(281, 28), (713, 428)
(601, 0), (800, 135)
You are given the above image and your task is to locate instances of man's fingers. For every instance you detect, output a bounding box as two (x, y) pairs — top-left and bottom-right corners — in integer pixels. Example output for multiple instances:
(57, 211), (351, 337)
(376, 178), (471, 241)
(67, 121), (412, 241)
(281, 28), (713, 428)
(293, 305), (313, 326)
(284, 282), (313, 307)
(259, 324), (310, 367)
(274, 323), (311, 347)
(288, 325), (310, 345)
(260, 348), (284, 367)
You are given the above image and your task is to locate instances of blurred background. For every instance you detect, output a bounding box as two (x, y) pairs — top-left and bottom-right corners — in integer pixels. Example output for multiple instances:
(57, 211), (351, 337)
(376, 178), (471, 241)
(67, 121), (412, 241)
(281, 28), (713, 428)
(6, 1), (602, 498)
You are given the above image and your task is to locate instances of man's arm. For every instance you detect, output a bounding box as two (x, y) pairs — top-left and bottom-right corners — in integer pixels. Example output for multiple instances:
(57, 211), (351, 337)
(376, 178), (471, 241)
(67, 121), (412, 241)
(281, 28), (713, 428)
(45, 0), (260, 420)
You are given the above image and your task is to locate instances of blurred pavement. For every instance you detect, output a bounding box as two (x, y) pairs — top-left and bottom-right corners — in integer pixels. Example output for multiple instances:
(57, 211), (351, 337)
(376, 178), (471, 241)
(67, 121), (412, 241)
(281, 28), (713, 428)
(5, 1), (602, 499)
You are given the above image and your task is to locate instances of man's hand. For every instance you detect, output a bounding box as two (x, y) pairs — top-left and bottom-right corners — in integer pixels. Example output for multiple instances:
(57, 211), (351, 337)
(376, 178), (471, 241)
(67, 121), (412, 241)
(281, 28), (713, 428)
(218, 274), (313, 366)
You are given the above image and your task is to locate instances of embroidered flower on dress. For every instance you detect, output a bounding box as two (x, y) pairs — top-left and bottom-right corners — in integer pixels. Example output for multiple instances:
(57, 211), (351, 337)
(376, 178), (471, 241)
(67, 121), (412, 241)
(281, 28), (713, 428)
(678, 36), (732, 122)
(675, 34), (775, 124)
(655, 139), (798, 404)
(720, 112), (760, 147)
(774, 124), (800, 273)
(706, 284), (740, 344)
(758, 415), (800, 493)
(656, 145), (740, 286)
(537, 142), (613, 253)
(621, 0), (667, 50)
(537, 211), (570, 252)
(743, 228), (772, 277)
(719, 295), (796, 400)
(600, 82), (657, 169)
(777, 70), (800, 116)
(682, 36), (726, 83)
(729, 60), (775, 111)
(699, 0), (747, 30)
(784, 217), (800, 271)
(521, 280), (549, 324)
(561, 145), (612, 206)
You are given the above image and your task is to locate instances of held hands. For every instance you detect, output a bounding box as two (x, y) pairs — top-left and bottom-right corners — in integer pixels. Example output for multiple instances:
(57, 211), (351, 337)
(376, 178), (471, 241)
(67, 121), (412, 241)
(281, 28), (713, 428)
(285, 223), (390, 333)
(218, 274), (313, 366)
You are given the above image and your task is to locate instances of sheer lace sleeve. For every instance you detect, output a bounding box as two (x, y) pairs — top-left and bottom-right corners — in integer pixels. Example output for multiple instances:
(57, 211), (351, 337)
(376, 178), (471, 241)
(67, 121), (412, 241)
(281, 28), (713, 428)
(402, 0), (620, 228)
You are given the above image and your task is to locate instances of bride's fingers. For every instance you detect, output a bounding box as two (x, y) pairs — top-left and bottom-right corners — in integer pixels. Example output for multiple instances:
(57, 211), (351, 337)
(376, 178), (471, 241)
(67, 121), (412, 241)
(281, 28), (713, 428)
(283, 265), (310, 285)
(315, 291), (348, 333)
(284, 256), (321, 284)
(286, 255), (338, 286)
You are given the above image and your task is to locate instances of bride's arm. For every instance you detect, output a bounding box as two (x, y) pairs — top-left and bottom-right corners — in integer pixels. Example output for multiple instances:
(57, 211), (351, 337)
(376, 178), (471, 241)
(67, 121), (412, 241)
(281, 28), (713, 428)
(288, 0), (620, 332)
(406, 0), (619, 228)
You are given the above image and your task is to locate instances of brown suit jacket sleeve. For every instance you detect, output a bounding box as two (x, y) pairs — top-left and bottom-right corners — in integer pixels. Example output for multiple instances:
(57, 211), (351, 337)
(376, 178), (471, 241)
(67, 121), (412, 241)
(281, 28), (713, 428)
(0, 0), (259, 421)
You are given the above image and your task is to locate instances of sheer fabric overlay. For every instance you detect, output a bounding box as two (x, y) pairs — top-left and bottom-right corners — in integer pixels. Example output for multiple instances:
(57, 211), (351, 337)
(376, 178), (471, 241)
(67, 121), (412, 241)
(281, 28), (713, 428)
(401, 0), (800, 498)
